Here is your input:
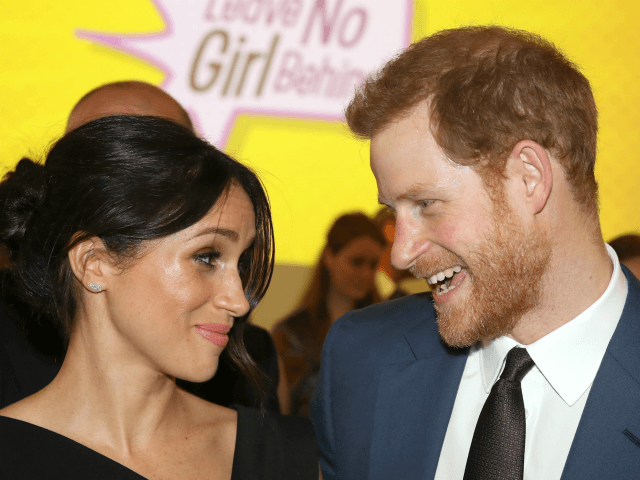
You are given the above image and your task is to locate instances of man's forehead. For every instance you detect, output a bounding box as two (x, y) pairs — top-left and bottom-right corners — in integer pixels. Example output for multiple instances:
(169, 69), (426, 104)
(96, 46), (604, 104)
(372, 101), (432, 141)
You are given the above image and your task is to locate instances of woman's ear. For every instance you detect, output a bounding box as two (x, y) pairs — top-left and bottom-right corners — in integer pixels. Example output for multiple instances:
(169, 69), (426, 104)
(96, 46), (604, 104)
(67, 236), (115, 294)
(322, 247), (336, 272)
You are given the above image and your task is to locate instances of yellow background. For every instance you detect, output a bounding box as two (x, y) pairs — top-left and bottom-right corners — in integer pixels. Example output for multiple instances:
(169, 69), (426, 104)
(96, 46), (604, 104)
(2, 0), (639, 268)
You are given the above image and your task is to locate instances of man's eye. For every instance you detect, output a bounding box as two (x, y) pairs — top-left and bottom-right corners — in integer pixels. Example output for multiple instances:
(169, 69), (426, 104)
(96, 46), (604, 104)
(195, 251), (220, 269)
(420, 200), (434, 209)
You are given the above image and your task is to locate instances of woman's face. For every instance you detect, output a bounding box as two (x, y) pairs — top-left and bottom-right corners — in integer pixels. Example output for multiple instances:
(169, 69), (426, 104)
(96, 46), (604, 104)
(324, 236), (385, 302)
(102, 183), (255, 382)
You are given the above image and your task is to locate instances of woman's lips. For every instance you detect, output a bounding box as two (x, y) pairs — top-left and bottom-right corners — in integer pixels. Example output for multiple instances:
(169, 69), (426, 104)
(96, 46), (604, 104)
(195, 323), (231, 347)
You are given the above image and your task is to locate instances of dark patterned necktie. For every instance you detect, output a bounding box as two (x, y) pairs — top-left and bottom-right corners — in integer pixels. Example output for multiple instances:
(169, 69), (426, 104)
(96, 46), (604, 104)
(463, 347), (535, 480)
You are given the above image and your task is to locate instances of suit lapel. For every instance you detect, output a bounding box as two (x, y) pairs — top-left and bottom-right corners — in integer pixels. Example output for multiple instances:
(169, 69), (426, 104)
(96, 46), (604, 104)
(562, 270), (640, 479)
(369, 318), (468, 480)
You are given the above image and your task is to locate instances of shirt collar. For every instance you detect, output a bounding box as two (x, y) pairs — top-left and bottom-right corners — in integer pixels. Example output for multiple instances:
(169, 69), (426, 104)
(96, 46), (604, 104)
(480, 244), (628, 406)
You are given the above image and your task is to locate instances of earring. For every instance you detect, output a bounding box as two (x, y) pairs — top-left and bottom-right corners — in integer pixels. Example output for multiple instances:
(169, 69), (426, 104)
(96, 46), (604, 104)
(88, 283), (102, 292)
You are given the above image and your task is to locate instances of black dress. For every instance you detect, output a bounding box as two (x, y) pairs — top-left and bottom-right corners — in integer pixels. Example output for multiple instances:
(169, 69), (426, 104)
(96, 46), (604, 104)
(0, 272), (61, 409)
(0, 406), (318, 479)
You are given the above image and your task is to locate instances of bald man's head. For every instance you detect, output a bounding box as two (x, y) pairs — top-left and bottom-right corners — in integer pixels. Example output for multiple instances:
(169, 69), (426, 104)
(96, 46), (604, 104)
(67, 81), (193, 132)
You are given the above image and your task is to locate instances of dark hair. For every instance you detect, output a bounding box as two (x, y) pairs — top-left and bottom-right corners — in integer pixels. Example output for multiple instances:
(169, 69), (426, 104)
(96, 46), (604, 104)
(0, 115), (274, 385)
(301, 212), (387, 320)
(609, 234), (640, 262)
(346, 26), (598, 213)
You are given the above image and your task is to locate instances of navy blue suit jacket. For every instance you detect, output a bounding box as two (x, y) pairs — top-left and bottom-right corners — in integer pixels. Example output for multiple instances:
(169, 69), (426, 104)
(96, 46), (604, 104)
(311, 268), (640, 479)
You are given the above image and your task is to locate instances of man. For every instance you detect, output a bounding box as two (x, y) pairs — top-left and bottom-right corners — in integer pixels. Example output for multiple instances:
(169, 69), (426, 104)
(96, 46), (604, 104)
(65, 80), (193, 132)
(2, 81), (281, 412)
(311, 26), (640, 479)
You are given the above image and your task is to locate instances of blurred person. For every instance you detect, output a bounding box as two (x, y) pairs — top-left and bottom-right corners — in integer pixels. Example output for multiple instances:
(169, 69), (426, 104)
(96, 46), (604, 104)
(0, 80), (282, 412)
(374, 207), (431, 300)
(312, 26), (640, 480)
(609, 234), (640, 279)
(66, 80), (193, 132)
(0, 116), (319, 479)
(272, 213), (386, 416)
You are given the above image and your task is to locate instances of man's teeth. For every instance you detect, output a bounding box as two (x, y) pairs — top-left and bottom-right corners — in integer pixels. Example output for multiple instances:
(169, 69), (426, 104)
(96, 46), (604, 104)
(435, 282), (457, 295)
(427, 265), (462, 285)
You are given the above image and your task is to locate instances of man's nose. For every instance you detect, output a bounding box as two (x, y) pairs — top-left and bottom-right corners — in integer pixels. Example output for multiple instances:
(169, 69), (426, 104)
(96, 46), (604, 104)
(391, 216), (429, 270)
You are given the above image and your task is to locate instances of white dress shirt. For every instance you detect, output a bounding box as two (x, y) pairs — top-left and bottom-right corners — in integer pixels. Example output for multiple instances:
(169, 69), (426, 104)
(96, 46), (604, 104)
(434, 244), (628, 480)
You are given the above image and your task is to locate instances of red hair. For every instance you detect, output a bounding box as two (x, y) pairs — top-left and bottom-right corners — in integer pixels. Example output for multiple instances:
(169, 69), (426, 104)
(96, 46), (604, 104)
(346, 26), (598, 212)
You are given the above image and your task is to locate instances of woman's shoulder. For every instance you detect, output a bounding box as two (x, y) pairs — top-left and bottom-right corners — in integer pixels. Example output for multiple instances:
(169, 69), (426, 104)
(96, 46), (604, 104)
(0, 392), (238, 480)
(232, 405), (319, 480)
(0, 416), (146, 479)
(0, 386), (51, 427)
(180, 388), (239, 441)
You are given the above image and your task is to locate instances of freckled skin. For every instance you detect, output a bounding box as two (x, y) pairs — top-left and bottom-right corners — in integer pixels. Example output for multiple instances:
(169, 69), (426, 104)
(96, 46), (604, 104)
(370, 104), (495, 274)
(0, 183), (257, 479)
(370, 103), (550, 346)
(103, 184), (255, 383)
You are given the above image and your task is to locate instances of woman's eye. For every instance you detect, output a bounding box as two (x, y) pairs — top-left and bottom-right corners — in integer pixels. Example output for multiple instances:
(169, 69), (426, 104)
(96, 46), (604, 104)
(351, 258), (365, 268)
(195, 251), (220, 269)
(238, 250), (251, 278)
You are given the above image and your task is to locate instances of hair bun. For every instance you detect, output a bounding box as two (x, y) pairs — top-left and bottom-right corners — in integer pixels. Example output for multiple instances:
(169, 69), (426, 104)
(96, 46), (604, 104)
(0, 157), (48, 259)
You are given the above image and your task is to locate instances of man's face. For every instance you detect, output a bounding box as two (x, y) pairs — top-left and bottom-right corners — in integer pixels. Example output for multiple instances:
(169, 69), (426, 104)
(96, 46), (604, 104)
(370, 103), (550, 347)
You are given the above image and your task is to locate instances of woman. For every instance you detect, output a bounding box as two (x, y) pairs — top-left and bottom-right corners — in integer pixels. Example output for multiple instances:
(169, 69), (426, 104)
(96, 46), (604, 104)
(272, 213), (387, 416)
(0, 116), (318, 479)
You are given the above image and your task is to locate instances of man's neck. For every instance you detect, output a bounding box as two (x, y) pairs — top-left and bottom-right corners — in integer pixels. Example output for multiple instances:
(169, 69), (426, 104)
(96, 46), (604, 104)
(510, 236), (612, 345)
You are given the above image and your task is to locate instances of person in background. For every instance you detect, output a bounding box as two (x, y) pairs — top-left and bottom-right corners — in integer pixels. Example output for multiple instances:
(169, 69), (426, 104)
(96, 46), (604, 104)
(0, 116), (319, 479)
(0, 80), (281, 412)
(373, 207), (431, 300)
(272, 213), (386, 416)
(66, 80), (193, 132)
(609, 234), (640, 279)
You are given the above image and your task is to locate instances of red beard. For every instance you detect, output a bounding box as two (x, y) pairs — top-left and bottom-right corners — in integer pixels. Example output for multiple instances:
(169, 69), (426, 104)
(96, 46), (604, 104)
(411, 204), (551, 347)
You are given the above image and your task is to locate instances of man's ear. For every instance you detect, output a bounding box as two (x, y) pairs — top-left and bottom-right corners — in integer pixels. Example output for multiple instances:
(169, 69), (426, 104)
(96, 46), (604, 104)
(509, 140), (553, 214)
(67, 236), (115, 294)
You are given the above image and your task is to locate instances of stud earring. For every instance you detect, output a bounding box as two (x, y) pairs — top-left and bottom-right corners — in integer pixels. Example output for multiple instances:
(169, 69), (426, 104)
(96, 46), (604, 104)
(88, 283), (102, 292)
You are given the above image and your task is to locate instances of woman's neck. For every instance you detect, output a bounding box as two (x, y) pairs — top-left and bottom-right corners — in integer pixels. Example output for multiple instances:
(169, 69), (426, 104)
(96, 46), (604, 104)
(326, 287), (357, 324)
(41, 319), (184, 455)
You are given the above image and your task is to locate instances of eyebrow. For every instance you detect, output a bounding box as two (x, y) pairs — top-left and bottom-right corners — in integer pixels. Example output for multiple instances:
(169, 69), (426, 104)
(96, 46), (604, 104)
(378, 182), (433, 205)
(400, 183), (432, 199)
(192, 227), (239, 241)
